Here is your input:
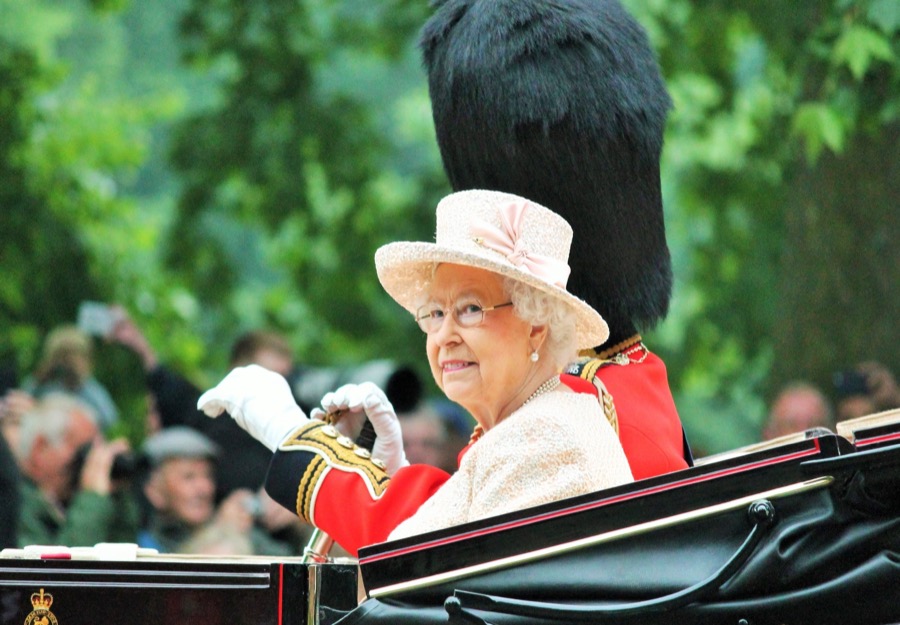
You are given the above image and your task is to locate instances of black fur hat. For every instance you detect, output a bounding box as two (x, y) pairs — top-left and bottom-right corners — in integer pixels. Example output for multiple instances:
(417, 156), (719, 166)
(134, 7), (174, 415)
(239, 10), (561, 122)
(420, 0), (673, 347)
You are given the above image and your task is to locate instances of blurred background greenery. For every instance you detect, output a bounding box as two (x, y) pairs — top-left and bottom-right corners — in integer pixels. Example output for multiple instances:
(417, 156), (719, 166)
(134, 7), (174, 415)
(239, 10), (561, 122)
(1, 0), (897, 455)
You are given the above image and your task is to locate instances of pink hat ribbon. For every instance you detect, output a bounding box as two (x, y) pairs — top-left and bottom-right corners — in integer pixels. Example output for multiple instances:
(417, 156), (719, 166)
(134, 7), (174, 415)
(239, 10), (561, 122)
(471, 201), (571, 288)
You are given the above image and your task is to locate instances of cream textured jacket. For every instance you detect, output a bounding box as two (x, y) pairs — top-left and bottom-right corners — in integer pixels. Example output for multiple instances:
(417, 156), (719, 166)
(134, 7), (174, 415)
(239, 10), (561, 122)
(389, 389), (634, 540)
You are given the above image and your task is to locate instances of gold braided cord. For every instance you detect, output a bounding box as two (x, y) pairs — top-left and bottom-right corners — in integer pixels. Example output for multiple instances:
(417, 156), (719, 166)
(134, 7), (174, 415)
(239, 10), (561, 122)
(599, 383), (620, 435)
(296, 455), (327, 523)
(570, 357), (622, 435)
(281, 421), (391, 519)
(578, 357), (605, 381)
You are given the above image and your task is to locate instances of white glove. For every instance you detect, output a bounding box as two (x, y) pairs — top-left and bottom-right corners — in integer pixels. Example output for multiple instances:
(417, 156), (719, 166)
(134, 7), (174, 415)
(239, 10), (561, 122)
(197, 365), (308, 452)
(318, 382), (409, 476)
(310, 405), (365, 439)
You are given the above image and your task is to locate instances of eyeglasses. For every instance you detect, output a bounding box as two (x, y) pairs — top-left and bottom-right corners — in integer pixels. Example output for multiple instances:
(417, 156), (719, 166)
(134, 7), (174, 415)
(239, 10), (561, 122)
(415, 299), (513, 334)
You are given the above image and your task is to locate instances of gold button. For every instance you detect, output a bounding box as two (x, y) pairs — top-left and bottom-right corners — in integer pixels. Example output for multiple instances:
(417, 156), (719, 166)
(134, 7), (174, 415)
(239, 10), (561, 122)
(337, 436), (354, 449)
(371, 457), (386, 470)
(353, 446), (372, 459)
(321, 425), (339, 438)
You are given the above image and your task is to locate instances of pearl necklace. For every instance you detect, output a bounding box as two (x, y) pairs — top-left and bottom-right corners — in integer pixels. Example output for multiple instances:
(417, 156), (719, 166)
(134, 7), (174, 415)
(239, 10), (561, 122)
(467, 375), (562, 445)
(524, 375), (561, 405)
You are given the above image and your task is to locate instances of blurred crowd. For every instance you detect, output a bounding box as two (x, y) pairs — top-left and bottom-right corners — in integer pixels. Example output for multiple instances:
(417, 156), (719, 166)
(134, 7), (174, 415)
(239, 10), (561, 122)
(0, 307), (471, 553)
(2, 307), (895, 554)
(762, 361), (900, 442)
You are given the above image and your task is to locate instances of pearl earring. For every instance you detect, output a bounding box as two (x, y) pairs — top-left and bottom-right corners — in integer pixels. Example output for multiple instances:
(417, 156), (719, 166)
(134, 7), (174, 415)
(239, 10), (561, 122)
(530, 351), (539, 362)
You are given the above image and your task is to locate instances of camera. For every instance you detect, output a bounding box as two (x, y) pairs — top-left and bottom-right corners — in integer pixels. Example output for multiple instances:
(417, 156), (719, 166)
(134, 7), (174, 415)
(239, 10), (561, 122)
(289, 359), (423, 414)
(833, 370), (869, 398)
(243, 494), (263, 519)
(68, 441), (138, 493)
(76, 301), (121, 337)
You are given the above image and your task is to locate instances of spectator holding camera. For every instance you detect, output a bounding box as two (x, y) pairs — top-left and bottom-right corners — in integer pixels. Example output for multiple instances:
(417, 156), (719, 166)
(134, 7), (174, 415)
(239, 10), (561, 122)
(834, 361), (900, 421)
(12, 393), (138, 547)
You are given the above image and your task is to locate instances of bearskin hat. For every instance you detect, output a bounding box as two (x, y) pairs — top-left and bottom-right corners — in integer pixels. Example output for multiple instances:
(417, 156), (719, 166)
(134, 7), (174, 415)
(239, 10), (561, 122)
(420, 0), (673, 347)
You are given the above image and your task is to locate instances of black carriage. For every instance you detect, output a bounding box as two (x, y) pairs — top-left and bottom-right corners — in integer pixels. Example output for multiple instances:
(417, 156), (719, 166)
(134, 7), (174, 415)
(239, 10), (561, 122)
(3, 410), (899, 625)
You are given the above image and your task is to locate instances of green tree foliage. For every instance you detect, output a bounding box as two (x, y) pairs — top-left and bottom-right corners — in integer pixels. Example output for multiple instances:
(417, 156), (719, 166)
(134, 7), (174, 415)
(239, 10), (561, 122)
(165, 0), (447, 372)
(0, 7), (108, 369)
(1, 0), (897, 452)
(628, 0), (900, 452)
(0, 0), (213, 440)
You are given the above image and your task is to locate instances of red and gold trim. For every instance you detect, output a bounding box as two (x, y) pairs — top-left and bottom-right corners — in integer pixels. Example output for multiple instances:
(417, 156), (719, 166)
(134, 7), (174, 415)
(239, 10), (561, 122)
(279, 421), (391, 522)
(564, 357), (620, 434)
(565, 343), (689, 480)
(587, 333), (644, 361)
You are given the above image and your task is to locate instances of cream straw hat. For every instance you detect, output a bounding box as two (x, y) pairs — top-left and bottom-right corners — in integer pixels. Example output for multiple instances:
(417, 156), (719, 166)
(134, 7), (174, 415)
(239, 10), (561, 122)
(375, 190), (609, 349)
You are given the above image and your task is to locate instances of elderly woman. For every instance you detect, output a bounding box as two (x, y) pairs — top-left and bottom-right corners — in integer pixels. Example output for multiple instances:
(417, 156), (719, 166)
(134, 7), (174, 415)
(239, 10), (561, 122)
(199, 190), (633, 555)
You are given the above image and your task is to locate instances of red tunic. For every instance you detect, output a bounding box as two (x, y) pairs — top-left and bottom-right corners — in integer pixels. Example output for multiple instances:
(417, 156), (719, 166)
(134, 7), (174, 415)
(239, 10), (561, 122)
(310, 464), (449, 554)
(264, 421), (451, 556)
(561, 351), (688, 480)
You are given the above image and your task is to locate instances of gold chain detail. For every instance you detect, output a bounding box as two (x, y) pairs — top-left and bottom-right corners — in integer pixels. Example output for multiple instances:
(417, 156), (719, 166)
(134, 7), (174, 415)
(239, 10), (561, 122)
(595, 334), (643, 360)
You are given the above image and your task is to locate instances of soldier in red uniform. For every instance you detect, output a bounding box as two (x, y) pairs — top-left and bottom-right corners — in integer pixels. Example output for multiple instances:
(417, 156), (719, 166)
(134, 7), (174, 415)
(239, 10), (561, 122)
(420, 0), (691, 479)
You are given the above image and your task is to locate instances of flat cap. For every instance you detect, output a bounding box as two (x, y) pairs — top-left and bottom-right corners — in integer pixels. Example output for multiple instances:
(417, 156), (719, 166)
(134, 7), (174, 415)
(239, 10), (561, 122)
(142, 426), (219, 467)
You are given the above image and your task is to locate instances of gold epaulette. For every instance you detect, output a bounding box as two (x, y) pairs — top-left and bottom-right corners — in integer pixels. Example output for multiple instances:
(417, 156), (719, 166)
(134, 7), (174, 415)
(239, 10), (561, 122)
(565, 356), (620, 435)
(279, 421), (390, 523)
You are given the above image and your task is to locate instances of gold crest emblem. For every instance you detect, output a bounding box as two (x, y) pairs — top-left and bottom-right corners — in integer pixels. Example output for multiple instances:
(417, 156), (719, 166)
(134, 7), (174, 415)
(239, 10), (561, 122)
(24, 589), (59, 625)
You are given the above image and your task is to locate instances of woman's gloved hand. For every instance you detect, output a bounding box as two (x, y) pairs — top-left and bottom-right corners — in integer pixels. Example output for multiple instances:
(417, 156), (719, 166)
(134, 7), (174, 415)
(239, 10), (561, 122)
(315, 382), (409, 476)
(198, 364), (308, 452)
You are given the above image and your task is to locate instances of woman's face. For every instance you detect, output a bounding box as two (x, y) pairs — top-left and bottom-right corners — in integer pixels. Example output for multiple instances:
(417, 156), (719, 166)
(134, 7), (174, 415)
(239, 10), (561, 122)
(425, 264), (537, 426)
